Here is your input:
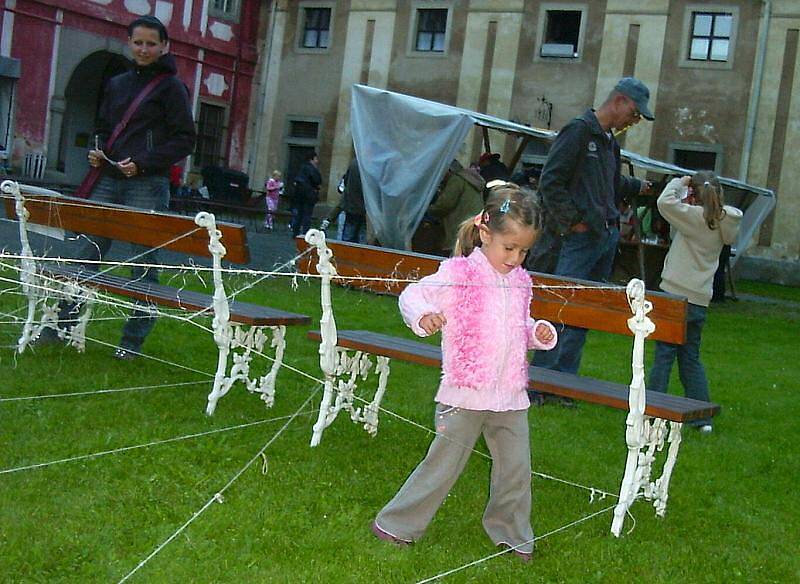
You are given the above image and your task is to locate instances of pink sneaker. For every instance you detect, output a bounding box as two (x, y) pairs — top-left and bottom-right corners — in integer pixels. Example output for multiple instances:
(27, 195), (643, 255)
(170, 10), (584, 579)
(371, 522), (412, 547)
(498, 542), (533, 562)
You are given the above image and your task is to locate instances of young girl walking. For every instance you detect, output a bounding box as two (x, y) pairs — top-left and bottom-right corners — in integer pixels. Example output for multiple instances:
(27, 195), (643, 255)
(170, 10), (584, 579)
(263, 169), (284, 229)
(372, 185), (557, 561)
(648, 172), (742, 433)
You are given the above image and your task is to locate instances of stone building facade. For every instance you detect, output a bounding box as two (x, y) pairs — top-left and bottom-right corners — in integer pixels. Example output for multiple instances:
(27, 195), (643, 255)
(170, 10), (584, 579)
(251, 0), (799, 275)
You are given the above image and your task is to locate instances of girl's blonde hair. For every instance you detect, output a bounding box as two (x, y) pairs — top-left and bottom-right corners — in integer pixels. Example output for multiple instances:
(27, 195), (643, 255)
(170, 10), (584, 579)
(271, 169), (282, 178)
(690, 170), (725, 230)
(453, 182), (541, 257)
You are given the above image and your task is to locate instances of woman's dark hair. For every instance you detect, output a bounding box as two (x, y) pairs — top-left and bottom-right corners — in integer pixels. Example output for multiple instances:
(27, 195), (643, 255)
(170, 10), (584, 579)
(128, 16), (169, 43)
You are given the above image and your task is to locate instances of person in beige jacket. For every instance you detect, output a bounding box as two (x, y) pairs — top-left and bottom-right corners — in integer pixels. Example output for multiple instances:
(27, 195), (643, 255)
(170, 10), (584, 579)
(648, 172), (742, 433)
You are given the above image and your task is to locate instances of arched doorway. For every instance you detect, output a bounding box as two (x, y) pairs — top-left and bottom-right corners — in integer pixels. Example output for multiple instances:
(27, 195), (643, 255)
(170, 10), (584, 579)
(57, 51), (128, 184)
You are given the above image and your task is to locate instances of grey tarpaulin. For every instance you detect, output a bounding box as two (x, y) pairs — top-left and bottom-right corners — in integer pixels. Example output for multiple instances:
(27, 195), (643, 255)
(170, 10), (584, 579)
(351, 85), (474, 250)
(350, 84), (775, 259)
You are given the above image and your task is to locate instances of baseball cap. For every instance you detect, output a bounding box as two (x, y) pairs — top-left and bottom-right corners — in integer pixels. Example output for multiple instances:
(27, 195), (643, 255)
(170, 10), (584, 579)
(614, 77), (654, 121)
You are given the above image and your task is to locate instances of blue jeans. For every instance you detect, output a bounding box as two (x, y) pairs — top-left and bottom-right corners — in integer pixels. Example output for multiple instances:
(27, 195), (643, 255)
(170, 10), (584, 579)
(291, 198), (317, 237)
(648, 303), (712, 427)
(342, 213), (367, 244)
(532, 227), (620, 375)
(59, 175), (170, 351)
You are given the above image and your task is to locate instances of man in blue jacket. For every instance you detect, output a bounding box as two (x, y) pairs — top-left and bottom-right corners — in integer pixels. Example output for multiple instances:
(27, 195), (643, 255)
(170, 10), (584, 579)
(531, 78), (654, 395)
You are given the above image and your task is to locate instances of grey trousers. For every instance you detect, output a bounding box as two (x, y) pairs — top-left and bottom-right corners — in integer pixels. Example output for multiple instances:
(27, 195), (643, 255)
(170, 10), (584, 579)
(375, 403), (534, 553)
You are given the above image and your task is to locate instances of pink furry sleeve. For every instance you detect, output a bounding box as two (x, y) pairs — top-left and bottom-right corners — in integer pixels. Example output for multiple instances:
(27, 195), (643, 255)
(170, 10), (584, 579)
(398, 262), (451, 337)
(527, 318), (558, 350)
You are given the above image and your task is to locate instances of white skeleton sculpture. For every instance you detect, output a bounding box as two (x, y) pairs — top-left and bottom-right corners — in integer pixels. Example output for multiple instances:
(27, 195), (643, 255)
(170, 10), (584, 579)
(3, 180), (95, 353)
(611, 278), (683, 536)
(306, 229), (391, 447)
(195, 212), (286, 415)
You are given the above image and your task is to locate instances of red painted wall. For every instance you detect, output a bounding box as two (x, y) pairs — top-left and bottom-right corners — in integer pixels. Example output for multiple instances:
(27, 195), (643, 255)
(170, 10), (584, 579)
(0, 0), (264, 172)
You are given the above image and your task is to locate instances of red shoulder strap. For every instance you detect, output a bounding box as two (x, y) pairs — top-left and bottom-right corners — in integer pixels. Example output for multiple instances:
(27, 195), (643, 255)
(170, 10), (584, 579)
(75, 73), (171, 198)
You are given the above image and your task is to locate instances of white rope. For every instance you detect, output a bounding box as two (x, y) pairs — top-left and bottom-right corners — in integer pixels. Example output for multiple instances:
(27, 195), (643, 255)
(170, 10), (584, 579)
(0, 252), (627, 291)
(0, 409), (317, 476)
(116, 385), (321, 584)
(415, 502), (618, 583)
(0, 379), (209, 402)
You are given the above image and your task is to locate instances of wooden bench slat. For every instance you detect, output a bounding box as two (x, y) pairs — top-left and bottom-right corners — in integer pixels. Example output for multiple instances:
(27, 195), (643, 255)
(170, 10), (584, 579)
(4, 193), (250, 264)
(306, 329), (720, 423)
(295, 239), (687, 345)
(44, 265), (310, 327)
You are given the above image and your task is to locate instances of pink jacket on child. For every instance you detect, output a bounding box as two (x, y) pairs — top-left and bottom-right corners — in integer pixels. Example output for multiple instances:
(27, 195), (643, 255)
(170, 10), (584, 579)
(399, 247), (557, 412)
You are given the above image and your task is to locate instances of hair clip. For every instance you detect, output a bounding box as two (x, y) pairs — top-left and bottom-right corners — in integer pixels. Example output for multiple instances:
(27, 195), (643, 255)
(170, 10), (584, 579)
(486, 179), (508, 189)
(473, 212), (484, 227)
(703, 181), (711, 187)
(499, 199), (511, 214)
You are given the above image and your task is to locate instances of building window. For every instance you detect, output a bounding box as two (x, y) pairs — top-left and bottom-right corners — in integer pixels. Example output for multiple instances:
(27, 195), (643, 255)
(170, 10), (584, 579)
(209, 0), (239, 20)
(301, 7), (331, 49)
(285, 117), (321, 194)
(415, 8), (447, 52)
(541, 10), (582, 58)
(669, 142), (723, 174)
(689, 12), (733, 61)
(195, 103), (226, 170)
(0, 77), (15, 157)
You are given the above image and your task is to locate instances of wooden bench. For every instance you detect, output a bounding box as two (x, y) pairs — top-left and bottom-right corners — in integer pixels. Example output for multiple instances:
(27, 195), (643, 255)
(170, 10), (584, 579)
(296, 237), (714, 535)
(2, 180), (310, 414)
(307, 330), (718, 423)
(295, 238), (688, 344)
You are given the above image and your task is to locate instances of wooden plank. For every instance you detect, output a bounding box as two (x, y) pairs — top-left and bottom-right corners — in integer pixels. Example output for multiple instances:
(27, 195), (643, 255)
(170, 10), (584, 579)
(44, 265), (310, 327)
(296, 238), (687, 344)
(4, 192), (250, 264)
(306, 329), (720, 423)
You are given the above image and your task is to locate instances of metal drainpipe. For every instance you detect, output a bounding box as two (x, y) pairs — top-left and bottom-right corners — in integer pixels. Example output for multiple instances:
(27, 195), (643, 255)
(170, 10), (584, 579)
(739, 0), (771, 181)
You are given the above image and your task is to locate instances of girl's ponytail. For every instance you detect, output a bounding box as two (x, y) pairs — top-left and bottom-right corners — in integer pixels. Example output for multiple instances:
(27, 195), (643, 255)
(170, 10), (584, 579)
(691, 170), (725, 230)
(453, 215), (483, 257)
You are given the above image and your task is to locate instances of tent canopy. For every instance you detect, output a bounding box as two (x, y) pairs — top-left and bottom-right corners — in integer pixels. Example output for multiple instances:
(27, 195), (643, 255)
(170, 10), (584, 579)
(350, 84), (775, 260)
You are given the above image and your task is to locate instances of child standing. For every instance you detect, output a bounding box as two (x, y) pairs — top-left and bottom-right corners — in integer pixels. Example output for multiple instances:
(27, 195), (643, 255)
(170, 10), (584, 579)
(648, 172), (742, 433)
(264, 170), (284, 229)
(372, 185), (557, 561)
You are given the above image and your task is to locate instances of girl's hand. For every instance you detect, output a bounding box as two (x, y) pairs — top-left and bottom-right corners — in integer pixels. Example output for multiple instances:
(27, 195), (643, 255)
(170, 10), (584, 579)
(534, 321), (555, 344)
(419, 312), (446, 335)
(680, 175), (692, 186)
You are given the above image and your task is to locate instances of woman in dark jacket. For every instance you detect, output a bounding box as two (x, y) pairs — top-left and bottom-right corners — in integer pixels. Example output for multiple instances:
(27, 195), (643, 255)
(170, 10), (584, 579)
(39, 16), (196, 359)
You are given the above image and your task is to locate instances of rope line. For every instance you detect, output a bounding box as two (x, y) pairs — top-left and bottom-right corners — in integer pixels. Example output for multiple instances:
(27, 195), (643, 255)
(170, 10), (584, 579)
(0, 379), (209, 402)
(415, 503), (618, 583)
(116, 385), (321, 584)
(0, 409), (317, 476)
(0, 252), (627, 291)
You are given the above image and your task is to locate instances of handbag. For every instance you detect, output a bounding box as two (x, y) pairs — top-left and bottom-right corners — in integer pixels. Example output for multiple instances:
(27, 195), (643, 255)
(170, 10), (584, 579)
(74, 72), (170, 199)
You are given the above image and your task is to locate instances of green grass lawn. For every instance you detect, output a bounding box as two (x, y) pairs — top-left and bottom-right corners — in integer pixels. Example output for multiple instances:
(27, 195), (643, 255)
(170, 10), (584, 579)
(0, 268), (798, 583)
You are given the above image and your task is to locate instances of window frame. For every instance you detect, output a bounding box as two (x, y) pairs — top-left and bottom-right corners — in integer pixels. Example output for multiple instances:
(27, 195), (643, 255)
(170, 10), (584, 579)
(0, 76), (15, 160)
(534, 3), (588, 63)
(208, 0), (240, 22)
(678, 4), (739, 70)
(295, 2), (335, 54)
(193, 101), (229, 172)
(668, 141), (724, 174)
(407, 1), (453, 58)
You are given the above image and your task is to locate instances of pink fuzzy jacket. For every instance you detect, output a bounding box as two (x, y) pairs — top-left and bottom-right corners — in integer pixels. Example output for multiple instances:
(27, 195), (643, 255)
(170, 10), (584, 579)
(399, 248), (557, 412)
